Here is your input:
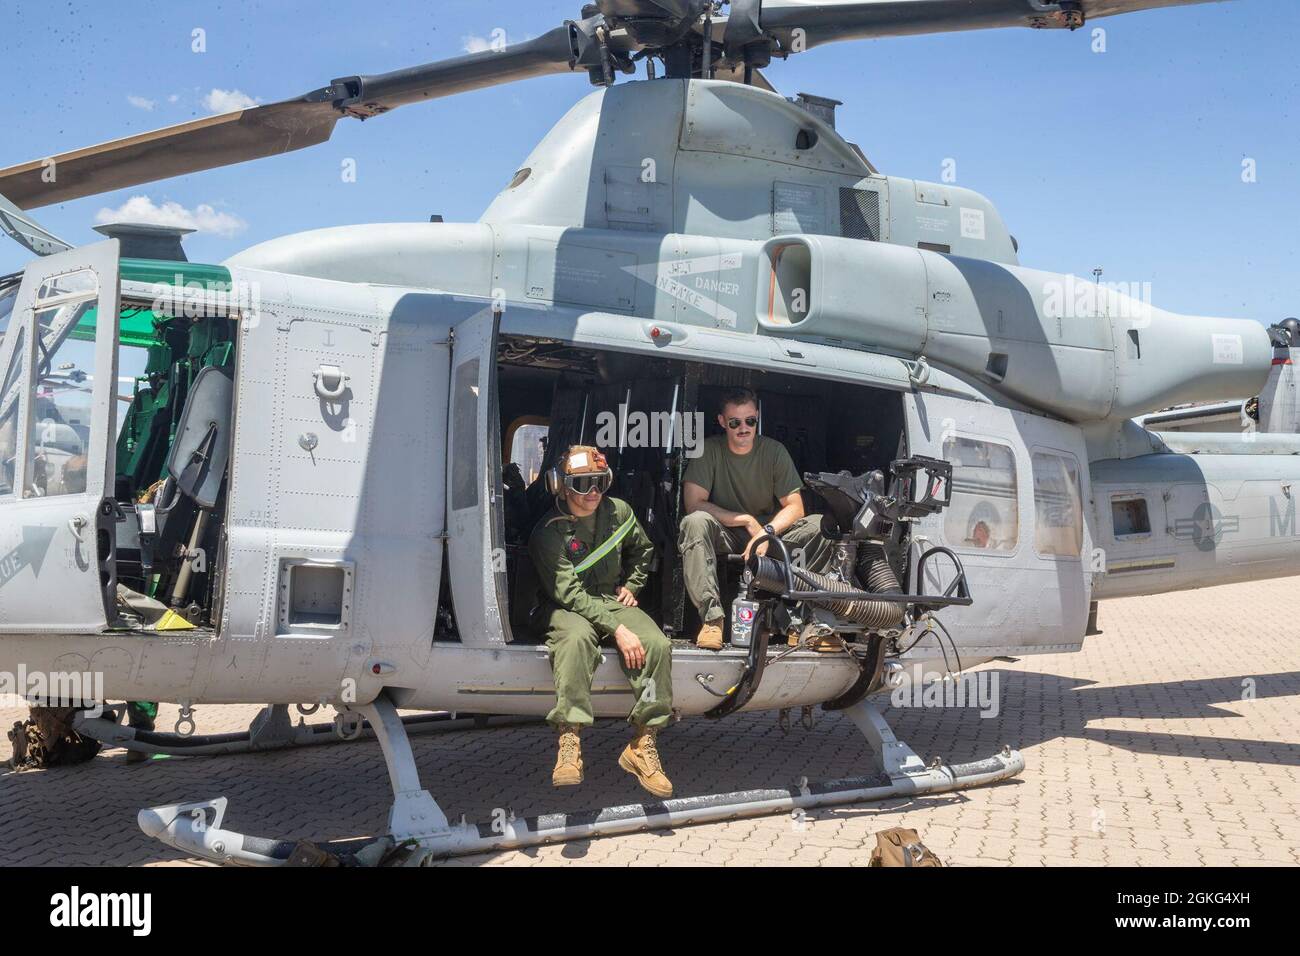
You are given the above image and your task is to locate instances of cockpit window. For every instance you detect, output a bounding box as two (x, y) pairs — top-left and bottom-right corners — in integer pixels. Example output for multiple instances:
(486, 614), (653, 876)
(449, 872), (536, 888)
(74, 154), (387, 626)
(0, 326), (25, 497)
(0, 279), (18, 338)
(36, 269), (97, 302)
(28, 276), (99, 498)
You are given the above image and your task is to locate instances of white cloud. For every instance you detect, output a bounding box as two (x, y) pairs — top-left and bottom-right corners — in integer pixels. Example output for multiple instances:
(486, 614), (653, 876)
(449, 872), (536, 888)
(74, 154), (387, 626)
(127, 95), (156, 111)
(202, 88), (260, 114)
(462, 29), (515, 54)
(168, 93), (180, 104)
(94, 196), (247, 238)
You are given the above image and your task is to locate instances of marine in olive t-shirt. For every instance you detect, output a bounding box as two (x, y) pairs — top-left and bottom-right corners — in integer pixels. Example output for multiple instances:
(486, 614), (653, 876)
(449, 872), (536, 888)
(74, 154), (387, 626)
(682, 434), (803, 525)
(679, 433), (832, 628)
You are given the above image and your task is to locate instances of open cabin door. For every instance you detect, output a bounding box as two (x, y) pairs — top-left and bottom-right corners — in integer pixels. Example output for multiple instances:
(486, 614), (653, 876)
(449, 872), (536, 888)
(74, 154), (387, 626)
(904, 389), (1092, 658)
(0, 241), (121, 633)
(446, 307), (512, 646)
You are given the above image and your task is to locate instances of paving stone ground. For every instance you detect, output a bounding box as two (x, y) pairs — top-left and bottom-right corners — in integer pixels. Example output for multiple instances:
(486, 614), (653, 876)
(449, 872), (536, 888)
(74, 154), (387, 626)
(2, 578), (1298, 867)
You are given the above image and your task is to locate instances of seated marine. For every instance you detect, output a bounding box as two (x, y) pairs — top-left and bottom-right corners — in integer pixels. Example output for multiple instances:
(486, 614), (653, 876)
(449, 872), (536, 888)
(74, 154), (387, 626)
(528, 444), (674, 798)
(678, 387), (836, 651)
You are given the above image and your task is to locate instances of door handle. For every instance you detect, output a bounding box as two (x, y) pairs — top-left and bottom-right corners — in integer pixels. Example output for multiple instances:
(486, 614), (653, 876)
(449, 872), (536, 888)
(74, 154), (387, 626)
(68, 515), (87, 539)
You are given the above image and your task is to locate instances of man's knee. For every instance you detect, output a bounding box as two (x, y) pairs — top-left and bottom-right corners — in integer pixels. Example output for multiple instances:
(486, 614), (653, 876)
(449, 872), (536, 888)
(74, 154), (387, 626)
(784, 513), (825, 540)
(639, 626), (671, 662)
(546, 615), (600, 660)
(678, 509), (719, 547)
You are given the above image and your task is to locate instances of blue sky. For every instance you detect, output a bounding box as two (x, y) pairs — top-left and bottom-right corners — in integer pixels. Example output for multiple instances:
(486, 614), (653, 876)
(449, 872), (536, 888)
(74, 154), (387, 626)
(1, 0), (1295, 321)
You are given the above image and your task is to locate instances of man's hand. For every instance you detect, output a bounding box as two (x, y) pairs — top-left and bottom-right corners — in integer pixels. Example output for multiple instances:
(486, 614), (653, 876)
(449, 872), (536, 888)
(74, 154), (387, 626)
(615, 586), (638, 607)
(613, 624), (646, 670)
(739, 515), (770, 561)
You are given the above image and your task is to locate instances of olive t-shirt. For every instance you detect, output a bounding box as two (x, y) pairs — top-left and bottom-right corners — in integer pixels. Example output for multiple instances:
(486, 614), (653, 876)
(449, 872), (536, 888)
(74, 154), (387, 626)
(683, 435), (803, 525)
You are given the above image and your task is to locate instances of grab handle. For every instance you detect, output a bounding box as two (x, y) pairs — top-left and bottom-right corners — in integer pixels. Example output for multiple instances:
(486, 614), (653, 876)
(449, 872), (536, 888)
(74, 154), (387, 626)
(313, 365), (349, 401)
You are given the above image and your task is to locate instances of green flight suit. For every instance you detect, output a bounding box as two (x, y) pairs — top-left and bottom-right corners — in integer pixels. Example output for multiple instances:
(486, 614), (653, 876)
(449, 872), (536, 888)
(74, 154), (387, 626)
(529, 495), (673, 729)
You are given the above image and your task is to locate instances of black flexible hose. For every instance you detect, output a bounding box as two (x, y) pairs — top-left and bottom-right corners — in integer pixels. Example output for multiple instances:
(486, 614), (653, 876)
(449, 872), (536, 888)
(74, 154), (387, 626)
(856, 543), (905, 627)
(749, 544), (905, 630)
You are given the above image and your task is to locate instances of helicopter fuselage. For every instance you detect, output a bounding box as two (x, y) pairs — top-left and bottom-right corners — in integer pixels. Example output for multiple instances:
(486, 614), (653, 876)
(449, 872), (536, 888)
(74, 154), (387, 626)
(1, 79), (1295, 719)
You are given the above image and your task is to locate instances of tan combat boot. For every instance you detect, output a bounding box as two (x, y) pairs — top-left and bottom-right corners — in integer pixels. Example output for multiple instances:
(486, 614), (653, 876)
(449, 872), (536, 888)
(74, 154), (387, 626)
(551, 726), (583, 787)
(619, 725), (673, 798)
(695, 620), (724, 651)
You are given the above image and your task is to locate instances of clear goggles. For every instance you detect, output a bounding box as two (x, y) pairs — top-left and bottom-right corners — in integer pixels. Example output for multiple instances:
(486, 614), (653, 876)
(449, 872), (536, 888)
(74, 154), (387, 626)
(563, 472), (612, 495)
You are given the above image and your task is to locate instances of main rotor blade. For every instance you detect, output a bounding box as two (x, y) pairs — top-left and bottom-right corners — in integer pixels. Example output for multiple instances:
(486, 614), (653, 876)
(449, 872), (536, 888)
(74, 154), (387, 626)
(759, 0), (1232, 48)
(0, 26), (580, 210)
(0, 98), (341, 210)
(333, 25), (579, 115)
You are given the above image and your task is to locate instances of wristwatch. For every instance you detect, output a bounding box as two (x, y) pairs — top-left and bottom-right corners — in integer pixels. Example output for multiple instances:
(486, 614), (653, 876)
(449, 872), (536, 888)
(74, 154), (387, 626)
(763, 523), (776, 536)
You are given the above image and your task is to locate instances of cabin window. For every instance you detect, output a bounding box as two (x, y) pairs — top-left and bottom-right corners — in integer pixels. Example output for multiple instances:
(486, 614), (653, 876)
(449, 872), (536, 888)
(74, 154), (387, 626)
(505, 417), (549, 485)
(1111, 496), (1151, 538)
(450, 358), (481, 510)
(1032, 451), (1084, 558)
(942, 436), (1019, 551)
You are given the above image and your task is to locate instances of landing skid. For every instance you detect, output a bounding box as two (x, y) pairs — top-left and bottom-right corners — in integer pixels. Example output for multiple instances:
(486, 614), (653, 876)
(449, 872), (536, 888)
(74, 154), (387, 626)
(76, 704), (532, 759)
(138, 693), (1025, 866)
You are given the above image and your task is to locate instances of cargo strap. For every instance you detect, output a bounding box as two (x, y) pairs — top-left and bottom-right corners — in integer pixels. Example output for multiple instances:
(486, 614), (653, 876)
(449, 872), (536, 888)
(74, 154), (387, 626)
(573, 514), (636, 574)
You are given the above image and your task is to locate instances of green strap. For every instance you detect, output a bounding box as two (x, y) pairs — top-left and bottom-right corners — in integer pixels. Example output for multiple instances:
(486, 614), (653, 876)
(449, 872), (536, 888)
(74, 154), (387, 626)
(573, 514), (637, 574)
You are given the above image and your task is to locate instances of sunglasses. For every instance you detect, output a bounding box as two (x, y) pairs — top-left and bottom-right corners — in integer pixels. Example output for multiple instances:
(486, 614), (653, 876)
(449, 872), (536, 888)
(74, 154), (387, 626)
(726, 416), (759, 430)
(564, 473), (611, 495)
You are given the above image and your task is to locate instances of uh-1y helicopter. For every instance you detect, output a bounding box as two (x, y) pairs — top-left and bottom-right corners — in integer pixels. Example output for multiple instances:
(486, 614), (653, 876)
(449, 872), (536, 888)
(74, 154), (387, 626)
(0, 0), (1291, 865)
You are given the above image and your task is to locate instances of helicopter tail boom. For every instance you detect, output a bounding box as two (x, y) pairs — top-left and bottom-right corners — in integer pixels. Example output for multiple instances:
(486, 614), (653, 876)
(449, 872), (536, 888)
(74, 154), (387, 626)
(759, 233), (1272, 425)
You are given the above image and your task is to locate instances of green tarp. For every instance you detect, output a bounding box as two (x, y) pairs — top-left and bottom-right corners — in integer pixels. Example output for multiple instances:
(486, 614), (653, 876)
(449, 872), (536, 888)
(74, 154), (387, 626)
(68, 257), (233, 349)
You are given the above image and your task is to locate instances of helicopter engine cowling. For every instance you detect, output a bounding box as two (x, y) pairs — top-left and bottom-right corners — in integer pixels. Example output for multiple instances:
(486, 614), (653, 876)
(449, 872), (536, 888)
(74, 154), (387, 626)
(757, 234), (1272, 424)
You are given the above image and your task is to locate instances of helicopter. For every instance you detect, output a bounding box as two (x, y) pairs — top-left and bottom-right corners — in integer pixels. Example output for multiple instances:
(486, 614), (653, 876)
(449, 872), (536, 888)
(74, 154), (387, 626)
(0, 0), (1291, 865)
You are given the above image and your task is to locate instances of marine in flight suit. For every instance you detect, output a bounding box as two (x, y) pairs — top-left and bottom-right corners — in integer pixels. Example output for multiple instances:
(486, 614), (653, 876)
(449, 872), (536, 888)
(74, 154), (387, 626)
(529, 444), (674, 797)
